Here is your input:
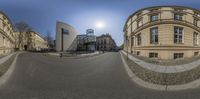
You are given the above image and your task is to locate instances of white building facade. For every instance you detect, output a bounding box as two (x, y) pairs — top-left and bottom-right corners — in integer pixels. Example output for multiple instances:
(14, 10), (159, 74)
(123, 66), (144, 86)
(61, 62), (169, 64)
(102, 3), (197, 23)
(56, 21), (77, 52)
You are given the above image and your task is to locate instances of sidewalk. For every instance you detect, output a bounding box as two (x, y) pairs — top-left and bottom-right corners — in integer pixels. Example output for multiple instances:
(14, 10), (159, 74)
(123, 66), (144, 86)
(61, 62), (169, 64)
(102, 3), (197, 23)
(122, 51), (200, 73)
(0, 52), (20, 87)
(0, 53), (16, 65)
(77, 51), (100, 57)
(120, 51), (200, 91)
(47, 51), (101, 58)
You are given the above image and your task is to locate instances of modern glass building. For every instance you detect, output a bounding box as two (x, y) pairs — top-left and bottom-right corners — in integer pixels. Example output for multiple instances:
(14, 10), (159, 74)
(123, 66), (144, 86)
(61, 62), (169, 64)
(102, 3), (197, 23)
(76, 29), (96, 52)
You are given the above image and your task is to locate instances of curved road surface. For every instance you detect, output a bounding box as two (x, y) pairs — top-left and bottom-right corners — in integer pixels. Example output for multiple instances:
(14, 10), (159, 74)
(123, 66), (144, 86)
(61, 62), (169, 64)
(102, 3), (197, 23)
(0, 52), (200, 99)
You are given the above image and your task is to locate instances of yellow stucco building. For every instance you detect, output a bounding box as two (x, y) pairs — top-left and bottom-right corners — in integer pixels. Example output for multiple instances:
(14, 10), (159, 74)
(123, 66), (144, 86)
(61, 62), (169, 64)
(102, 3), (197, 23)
(14, 31), (48, 51)
(124, 6), (200, 60)
(0, 11), (15, 55)
(0, 10), (48, 54)
(33, 32), (48, 51)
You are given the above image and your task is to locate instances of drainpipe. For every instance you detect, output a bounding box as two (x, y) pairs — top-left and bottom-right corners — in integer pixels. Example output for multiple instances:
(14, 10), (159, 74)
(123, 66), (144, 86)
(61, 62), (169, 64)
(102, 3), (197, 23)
(126, 36), (129, 60)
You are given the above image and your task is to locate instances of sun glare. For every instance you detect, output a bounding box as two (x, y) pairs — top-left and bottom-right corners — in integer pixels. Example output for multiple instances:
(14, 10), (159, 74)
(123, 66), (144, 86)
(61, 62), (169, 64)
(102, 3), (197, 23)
(96, 21), (105, 29)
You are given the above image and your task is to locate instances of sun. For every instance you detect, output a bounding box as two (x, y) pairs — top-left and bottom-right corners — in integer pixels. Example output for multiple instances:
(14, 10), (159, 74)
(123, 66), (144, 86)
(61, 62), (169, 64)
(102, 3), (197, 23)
(96, 21), (105, 29)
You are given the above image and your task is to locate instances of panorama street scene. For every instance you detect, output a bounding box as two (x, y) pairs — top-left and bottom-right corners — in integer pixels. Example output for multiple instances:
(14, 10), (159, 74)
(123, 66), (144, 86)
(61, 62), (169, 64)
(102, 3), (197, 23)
(0, 0), (200, 99)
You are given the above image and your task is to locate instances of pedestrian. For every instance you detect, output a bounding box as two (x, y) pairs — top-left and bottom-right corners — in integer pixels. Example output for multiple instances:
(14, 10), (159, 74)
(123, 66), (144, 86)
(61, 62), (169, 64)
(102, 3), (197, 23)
(60, 53), (62, 58)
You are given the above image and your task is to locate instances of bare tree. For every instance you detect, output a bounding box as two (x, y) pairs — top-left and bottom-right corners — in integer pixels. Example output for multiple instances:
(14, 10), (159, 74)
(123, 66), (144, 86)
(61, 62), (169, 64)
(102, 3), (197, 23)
(15, 22), (32, 50)
(26, 28), (33, 50)
(46, 31), (54, 49)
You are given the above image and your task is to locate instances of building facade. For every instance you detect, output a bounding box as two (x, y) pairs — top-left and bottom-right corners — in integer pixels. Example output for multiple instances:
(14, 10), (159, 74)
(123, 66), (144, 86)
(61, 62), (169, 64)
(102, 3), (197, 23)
(14, 31), (48, 51)
(32, 32), (48, 51)
(76, 29), (96, 51)
(0, 11), (15, 54)
(124, 6), (200, 60)
(76, 35), (88, 51)
(96, 34), (117, 51)
(56, 21), (77, 52)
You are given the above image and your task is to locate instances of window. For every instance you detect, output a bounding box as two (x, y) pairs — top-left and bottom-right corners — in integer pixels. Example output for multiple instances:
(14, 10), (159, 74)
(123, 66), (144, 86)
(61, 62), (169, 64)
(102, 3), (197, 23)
(7, 27), (10, 31)
(137, 51), (140, 56)
(150, 27), (158, 44)
(3, 16), (6, 20)
(149, 53), (158, 58)
(149, 8), (159, 12)
(3, 22), (6, 28)
(193, 32), (198, 45)
(2, 36), (5, 46)
(194, 18), (198, 26)
(137, 19), (142, 28)
(128, 50), (132, 53)
(150, 14), (158, 22)
(61, 28), (69, 35)
(194, 52), (199, 56)
(174, 14), (183, 20)
(194, 11), (199, 16)
(174, 53), (184, 59)
(136, 12), (142, 18)
(104, 39), (106, 44)
(101, 40), (103, 44)
(131, 37), (134, 47)
(174, 27), (183, 44)
(174, 8), (184, 13)
(137, 33), (141, 45)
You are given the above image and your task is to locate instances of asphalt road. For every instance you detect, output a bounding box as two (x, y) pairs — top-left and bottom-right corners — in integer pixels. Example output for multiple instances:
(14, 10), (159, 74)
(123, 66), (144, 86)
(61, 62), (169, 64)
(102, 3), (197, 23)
(0, 52), (200, 99)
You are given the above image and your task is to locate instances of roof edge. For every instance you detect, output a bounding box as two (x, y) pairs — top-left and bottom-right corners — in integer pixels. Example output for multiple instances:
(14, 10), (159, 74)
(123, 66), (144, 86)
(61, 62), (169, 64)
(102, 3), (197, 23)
(123, 5), (200, 32)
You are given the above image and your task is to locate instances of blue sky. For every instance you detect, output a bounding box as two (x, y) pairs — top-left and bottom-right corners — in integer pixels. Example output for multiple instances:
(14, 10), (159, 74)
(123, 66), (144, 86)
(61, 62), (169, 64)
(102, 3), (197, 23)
(0, 0), (200, 46)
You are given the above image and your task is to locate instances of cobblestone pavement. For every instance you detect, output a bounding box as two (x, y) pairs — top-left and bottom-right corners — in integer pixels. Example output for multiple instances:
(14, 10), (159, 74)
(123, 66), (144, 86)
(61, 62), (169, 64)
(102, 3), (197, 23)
(122, 51), (200, 73)
(0, 52), (200, 99)
(122, 54), (200, 85)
